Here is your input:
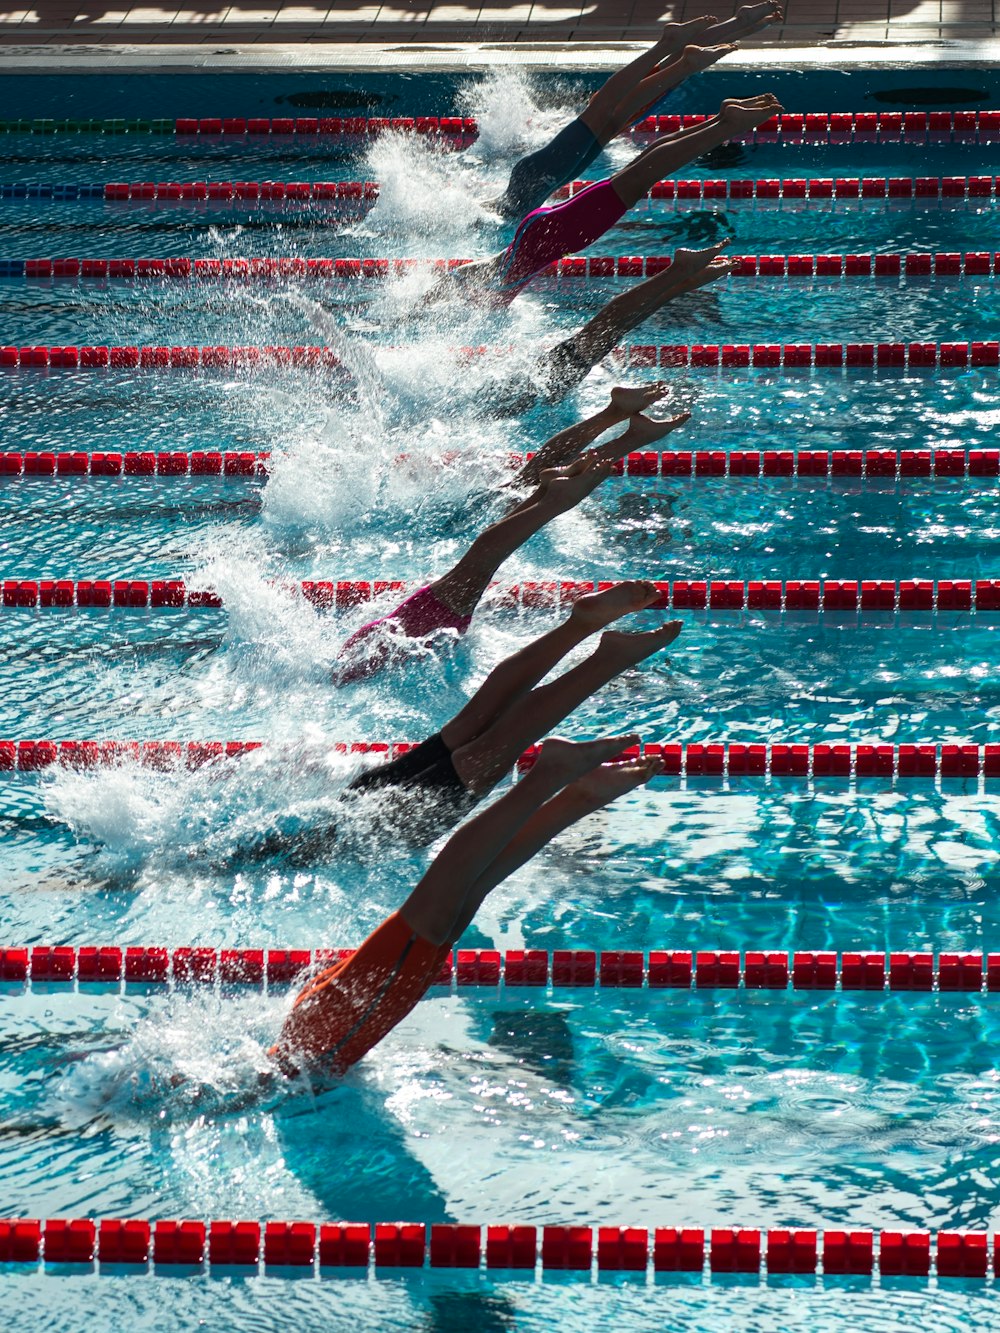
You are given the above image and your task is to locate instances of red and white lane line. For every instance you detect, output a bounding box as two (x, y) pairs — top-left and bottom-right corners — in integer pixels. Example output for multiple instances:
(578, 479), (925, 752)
(75, 107), (1000, 140)
(2, 447), (997, 481)
(0, 1216), (994, 1278)
(1, 943), (996, 992)
(0, 739), (996, 781)
(7, 175), (995, 208)
(3, 251), (998, 281)
(3, 340), (998, 371)
(0, 576), (996, 613)
(13, 108), (1000, 140)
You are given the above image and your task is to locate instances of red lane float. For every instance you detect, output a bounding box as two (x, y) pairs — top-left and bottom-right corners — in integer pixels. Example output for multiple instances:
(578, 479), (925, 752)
(3, 945), (998, 992)
(1, 577), (996, 613)
(2, 341), (997, 374)
(4, 252), (1000, 282)
(563, 174), (998, 203)
(0, 447), (996, 483)
(0, 739), (996, 783)
(0, 1216), (996, 1278)
(161, 109), (1000, 142)
(14, 109), (1000, 140)
(20, 175), (991, 208)
(0, 450), (270, 477)
(100, 180), (377, 204)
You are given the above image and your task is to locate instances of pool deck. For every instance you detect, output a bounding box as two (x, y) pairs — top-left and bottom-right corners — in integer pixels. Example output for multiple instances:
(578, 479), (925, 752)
(0, 0), (998, 65)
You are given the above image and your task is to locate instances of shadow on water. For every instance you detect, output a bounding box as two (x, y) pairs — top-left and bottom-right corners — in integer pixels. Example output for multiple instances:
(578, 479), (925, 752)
(487, 1009), (575, 1089)
(422, 1289), (519, 1333)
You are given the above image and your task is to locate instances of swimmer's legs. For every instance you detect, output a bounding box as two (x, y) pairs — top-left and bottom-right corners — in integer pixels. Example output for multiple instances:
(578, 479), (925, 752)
(450, 619), (682, 795)
(439, 579), (662, 753)
(443, 752), (663, 942)
(427, 456), (614, 620)
(400, 735), (648, 947)
(533, 243), (737, 394)
(581, 8), (781, 147)
(512, 385), (673, 487)
(578, 19), (719, 141)
(596, 46), (736, 146)
(608, 95), (783, 210)
(506, 400), (627, 501)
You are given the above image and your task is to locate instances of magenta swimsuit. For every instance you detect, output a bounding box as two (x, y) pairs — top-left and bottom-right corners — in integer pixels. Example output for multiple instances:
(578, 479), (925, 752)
(494, 177), (628, 303)
(335, 586), (473, 684)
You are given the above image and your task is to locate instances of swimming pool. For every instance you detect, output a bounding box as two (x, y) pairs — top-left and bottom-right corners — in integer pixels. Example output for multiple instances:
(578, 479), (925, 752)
(0, 62), (999, 1331)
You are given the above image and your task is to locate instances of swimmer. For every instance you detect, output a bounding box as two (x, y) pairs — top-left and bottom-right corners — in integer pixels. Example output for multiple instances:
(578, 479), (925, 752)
(493, 4), (784, 220)
(254, 581), (680, 856)
(270, 733), (664, 1078)
(335, 386), (687, 682)
(477, 240), (738, 417)
(425, 96), (783, 309)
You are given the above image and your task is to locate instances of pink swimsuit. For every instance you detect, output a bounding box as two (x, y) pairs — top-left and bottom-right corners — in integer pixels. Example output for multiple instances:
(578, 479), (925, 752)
(495, 177), (628, 302)
(335, 586), (473, 684)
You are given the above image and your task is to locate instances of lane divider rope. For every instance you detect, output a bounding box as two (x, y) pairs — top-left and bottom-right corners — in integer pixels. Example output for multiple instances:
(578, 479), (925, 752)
(1, 446), (997, 481)
(0, 577), (996, 613)
(0, 1217), (993, 1278)
(0, 739), (996, 781)
(1, 251), (997, 281)
(2, 944), (997, 991)
(3, 175), (995, 206)
(3, 108), (999, 140)
(2, 341), (998, 372)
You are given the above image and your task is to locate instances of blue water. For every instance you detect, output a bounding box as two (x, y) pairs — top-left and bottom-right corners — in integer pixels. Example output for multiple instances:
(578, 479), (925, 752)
(0, 65), (999, 1332)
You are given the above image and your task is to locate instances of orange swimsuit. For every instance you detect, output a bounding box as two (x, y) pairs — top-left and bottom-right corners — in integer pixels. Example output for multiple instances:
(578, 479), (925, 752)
(269, 911), (450, 1077)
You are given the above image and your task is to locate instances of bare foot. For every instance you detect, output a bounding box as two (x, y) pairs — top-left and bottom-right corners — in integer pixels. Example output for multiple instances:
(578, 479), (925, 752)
(667, 241), (731, 282)
(682, 42), (738, 72)
(565, 755), (664, 811)
(732, 1), (782, 37)
(533, 733), (641, 785)
(539, 456), (614, 511)
(570, 578), (662, 629)
(673, 256), (737, 296)
(721, 94), (782, 113)
(610, 382), (669, 417)
(720, 95), (783, 135)
(537, 454), (588, 490)
(656, 15), (718, 56)
(596, 621), (683, 669)
(619, 411), (690, 448)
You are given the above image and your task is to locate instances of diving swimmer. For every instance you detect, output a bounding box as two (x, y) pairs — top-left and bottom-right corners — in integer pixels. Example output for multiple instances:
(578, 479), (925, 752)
(255, 581), (681, 856)
(270, 733), (663, 1077)
(424, 96), (783, 308)
(335, 384), (687, 683)
(492, 4), (784, 220)
(474, 240), (738, 417)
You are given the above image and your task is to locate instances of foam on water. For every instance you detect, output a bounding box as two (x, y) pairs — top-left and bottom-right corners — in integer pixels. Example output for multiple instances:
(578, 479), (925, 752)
(365, 130), (497, 241)
(50, 990), (293, 1131)
(460, 67), (572, 163)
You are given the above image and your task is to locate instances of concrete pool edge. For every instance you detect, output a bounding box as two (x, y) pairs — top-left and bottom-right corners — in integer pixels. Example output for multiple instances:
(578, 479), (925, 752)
(2, 41), (1000, 76)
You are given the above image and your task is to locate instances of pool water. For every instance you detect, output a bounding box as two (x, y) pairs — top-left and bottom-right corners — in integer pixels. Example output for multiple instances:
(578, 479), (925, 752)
(0, 64), (998, 1332)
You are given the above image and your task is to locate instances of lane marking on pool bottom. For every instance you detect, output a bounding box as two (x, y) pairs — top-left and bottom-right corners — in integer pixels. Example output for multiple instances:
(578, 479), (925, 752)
(5, 108), (1000, 141)
(1, 577), (996, 614)
(2, 341), (996, 371)
(3, 175), (995, 207)
(1, 447), (997, 482)
(2, 252), (997, 281)
(2, 945), (997, 992)
(1, 740), (996, 782)
(0, 1217), (994, 1279)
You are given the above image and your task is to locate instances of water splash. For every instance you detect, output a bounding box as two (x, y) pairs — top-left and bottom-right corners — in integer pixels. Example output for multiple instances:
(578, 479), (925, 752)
(50, 990), (300, 1130)
(460, 67), (570, 161)
(365, 129), (495, 241)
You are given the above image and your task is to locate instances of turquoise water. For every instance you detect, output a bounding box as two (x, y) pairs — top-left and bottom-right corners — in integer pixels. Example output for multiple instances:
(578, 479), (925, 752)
(0, 66), (999, 1331)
